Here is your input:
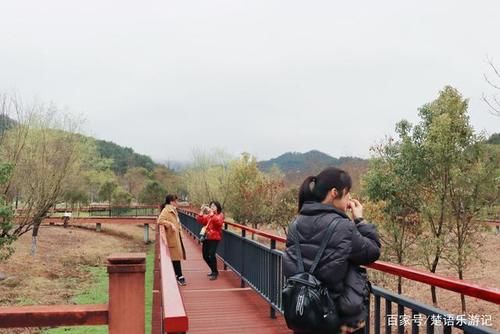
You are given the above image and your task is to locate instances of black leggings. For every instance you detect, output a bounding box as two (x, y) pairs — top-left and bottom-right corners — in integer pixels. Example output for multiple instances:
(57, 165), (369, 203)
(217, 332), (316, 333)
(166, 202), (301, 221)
(202, 240), (219, 274)
(172, 260), (183, 278)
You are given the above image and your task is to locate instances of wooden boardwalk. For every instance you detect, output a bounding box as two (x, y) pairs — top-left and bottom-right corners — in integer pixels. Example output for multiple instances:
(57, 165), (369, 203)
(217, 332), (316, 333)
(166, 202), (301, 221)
(179, 230), (291, 334)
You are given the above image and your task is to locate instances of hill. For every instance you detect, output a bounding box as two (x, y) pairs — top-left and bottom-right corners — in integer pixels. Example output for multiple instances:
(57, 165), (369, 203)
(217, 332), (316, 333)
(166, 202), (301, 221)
(94, 139), (157, 175)
(259, 150), (340, 173)
(258, 150), (369, 191)
(0, 114), (158, 175)
(0, 114), (16, 134)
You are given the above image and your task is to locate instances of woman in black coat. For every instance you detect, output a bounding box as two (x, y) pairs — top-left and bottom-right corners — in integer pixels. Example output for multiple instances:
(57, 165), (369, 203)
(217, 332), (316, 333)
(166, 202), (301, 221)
(283, 167), (381, 334)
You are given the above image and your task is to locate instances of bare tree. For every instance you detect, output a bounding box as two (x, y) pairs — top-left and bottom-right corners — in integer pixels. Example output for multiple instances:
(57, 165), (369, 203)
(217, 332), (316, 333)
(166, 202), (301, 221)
(182, 148), (233, 206)
(0, 96), (88, 255)
(482, 58), (500, 116)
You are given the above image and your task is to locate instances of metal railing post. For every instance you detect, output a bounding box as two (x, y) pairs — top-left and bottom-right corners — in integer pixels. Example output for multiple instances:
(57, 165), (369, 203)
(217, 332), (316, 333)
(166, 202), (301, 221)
(269, 239), (277, 319)
(385, 300), (392, 334)
(397, 304), (404, 334)
(223, 223), (228, 271)
(374, 295), (381, 334)
(240, 229), (246, 288)
(144, 224), (149, 244)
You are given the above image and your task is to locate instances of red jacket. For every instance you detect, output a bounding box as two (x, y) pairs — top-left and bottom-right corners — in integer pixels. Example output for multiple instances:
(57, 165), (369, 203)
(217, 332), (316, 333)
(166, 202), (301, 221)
(196, 212), (225, 241)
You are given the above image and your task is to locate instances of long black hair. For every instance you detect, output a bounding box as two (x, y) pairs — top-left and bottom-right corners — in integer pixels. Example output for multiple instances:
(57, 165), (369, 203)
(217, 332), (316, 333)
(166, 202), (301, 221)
(209, 200), (222, 214)
(298, 167), (352, 211)
(161, 194), (178, 210)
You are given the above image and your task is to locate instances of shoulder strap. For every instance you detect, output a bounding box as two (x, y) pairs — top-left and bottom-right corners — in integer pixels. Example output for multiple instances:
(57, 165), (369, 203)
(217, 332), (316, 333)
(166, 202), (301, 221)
(309, 218), (339, 274)
(287, 218), (304, 272)
(288, 215), (340, 274)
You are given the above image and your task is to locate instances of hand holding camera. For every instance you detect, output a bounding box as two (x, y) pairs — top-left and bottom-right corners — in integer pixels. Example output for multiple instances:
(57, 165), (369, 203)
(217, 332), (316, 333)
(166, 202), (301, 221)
(200, 204), (212, 214)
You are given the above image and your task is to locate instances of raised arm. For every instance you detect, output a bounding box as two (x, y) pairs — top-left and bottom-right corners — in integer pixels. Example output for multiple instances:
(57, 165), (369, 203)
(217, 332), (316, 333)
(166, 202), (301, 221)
(348, 220), (381, 265)
(196, 214), (209, 226)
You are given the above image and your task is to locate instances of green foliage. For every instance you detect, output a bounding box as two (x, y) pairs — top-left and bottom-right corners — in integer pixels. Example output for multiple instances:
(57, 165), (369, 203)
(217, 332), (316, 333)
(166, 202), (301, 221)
(0, 162), (15, 260)
(98, 180), (118, 203)
(264, 186), (297, 234)
(363, 86), (499, 302)
(225, 153), (267, 226)
(0, 114), (16, 135)
(486, 133), (500, 145)
(139, 181), (166, 205)
(63, 189), (90, 207)
(182, 149), (233, 206)
(95, 139), (156, 175)
(112, 188), (133, 206)
(220, 153), (296, 231)
(183, 151), (298, 232)
(123, 167), (151, 201)
(0, 110), (92, 243)
(363, 122), (423, 267)
(152, 165), (181, 195)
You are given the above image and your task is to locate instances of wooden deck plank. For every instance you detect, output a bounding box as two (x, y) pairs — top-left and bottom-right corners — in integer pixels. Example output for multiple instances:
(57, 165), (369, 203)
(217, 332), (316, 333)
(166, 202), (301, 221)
(179, 229), (291, 333)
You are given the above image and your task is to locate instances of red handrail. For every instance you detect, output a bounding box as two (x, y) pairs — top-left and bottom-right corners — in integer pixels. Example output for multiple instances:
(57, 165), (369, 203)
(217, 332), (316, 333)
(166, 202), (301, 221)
(179, 207), (287, 243)
(178, 207), (500, 305)
(158, 225), (189, 332)
(367, 261), (500, 304)
(42, 217), (156, 225)
(0, 304), (108, 328)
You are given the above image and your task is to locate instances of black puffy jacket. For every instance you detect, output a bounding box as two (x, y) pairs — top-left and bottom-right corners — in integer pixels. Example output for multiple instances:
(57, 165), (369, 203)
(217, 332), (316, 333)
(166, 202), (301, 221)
(282, 202), (381, 324)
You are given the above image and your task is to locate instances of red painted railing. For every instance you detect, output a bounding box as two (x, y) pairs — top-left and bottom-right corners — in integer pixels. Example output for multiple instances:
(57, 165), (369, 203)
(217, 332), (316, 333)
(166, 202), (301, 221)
(0, 253), (146, 333)
(178, 207), (500, 305)
(152, 225), (189, 333)
(42, 216), (156, 225)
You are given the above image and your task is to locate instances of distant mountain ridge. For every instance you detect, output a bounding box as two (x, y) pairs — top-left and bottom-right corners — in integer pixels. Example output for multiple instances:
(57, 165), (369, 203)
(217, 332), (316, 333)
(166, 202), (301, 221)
(258, 150), (369, 190)
(258, 150), (366, 173)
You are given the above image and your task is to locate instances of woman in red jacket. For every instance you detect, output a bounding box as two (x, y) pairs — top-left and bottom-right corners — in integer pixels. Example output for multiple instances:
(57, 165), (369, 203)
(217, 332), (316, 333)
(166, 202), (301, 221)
(196, 200), (224, 280)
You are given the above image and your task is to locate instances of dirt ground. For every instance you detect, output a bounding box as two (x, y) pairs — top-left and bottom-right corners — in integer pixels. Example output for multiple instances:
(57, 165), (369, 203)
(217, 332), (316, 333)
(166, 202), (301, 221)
(0, 223), (151, 334)
(368, 230), (500, 331)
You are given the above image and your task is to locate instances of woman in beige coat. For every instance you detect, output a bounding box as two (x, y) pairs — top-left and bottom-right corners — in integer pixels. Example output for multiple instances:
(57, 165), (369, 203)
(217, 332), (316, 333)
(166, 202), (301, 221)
(157, 194), (187, 286)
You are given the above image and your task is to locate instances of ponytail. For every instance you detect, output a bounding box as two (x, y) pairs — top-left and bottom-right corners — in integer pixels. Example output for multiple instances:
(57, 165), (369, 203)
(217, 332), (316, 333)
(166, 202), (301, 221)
(298, 167), (352, 212)
(161, 194), (177, 210)
(298, 176), (318, 211)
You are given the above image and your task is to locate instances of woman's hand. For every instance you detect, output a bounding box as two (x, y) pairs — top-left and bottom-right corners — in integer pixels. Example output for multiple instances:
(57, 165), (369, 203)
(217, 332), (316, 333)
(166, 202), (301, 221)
(165, 221), (177, 233)
(348, 199), (363, 219)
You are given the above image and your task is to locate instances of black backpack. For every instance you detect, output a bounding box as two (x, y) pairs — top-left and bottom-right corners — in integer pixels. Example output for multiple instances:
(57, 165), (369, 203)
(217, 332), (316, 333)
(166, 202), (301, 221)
(282, 217), (341, 334)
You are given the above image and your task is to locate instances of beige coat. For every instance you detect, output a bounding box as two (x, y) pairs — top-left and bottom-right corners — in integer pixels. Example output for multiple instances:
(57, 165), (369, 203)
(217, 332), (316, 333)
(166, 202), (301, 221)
(157, 205), (186, 261)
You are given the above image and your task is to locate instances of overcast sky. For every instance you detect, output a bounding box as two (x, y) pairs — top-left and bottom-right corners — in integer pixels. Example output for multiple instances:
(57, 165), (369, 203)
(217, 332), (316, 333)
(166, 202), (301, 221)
(1, 1), (499, 162)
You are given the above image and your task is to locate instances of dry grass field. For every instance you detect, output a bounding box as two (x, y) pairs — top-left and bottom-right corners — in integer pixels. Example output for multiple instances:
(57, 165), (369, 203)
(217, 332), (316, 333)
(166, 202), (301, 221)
(369, 230), (500, 331)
